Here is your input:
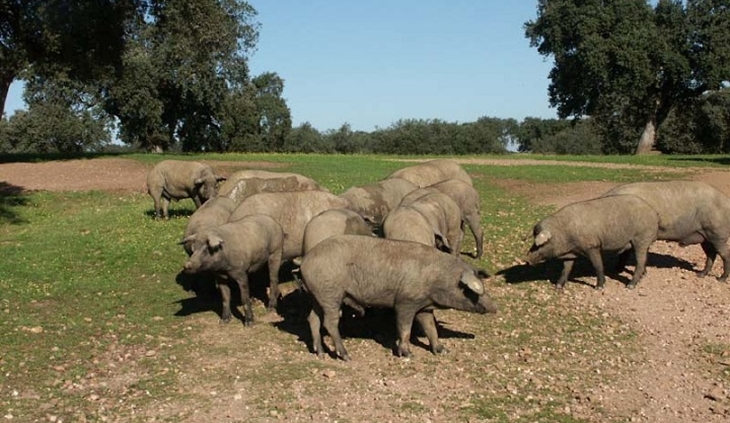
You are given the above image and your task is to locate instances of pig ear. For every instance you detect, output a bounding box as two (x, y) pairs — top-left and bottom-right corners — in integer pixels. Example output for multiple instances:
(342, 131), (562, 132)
(207, 234), (224, 250)
(534, 230), (552, 247)
(193, 178), (204, 187)
(460, 270), (485, 295)
(179, 235), (195, 245)
(435, 230), (452, 252)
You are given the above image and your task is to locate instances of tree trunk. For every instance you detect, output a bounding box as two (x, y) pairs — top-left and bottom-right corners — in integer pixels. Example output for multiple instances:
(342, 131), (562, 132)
(635, 117), (657, 155)
(0, 76), (11, 119)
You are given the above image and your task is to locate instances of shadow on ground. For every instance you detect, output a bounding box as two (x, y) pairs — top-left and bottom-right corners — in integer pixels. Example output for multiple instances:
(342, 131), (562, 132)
(0, 181), (28, 224)
(497, 251), (697, 289)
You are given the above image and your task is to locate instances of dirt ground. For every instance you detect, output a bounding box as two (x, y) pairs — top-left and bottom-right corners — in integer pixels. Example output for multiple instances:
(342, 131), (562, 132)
(2, 157), (730, 422)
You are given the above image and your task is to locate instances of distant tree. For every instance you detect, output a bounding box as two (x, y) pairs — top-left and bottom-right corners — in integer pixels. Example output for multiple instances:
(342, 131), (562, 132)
(102, 0), (261, 152)
(283, 122), (329, 153)
(525, 0), (730, 154)
(657, 88), (730, 153)
(530, 119), (603, 155)
(513, 117), (570, 152)
(251, 72), (292, 152)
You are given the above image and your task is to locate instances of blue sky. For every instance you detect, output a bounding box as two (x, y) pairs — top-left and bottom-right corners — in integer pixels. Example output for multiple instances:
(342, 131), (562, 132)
(4, 1), (558, 132)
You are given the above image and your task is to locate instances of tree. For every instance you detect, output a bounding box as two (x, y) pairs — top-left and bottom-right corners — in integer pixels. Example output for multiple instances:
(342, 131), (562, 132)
(0, 0), (139, 117)
(525, 0), (730, 154)
(103, 0), (261, 152)
(1, 76), (111, 153)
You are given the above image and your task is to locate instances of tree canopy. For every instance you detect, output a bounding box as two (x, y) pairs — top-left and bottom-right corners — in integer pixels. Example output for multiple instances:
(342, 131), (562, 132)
(525, 0), (730, 154)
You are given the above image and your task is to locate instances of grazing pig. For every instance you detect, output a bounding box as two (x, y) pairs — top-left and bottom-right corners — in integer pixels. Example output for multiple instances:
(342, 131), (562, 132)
(339, 178), (417, 225)
(302, 208), (373, 254)
(386, 159), (473, 187)
(181, 197), (237, 256)
(602, 181), (730, 281)
(228, 191), (351, 260)
(398, 190), (464, 256)
(146, 160), (226, 219)
(300, 235), (498, 361)
(217, 170), (326, 204)
(383, 205), (450, 251)
(525, 195), (659, 290)
(428, 179), (484, 259)
(181, 214), (284, 326)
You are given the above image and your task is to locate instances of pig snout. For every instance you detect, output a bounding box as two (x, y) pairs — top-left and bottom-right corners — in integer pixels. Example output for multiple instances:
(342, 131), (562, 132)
(478, 294), (499, 314)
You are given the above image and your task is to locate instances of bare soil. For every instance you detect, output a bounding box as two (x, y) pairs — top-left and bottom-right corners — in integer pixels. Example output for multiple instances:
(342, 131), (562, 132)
(2, 157), (730, 422)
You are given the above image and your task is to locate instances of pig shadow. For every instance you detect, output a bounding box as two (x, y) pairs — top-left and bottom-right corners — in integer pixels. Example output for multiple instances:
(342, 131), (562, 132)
(174, 264), (299, 325)
(275, 301), (477, 359)
(144, 208), (195, 220)
(497, 251), (697, 289)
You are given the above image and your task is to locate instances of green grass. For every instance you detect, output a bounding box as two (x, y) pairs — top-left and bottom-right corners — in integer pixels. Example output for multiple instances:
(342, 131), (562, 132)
(0, 153), (702, 421)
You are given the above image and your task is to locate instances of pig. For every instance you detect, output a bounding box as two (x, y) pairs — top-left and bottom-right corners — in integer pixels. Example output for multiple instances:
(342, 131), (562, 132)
(382, 190), (464, 354)
(146, 160), (226, 219)
(302, 208), (373, 254)
(181, 214), (284, 326)
(217, 170), (326, 204)
(525, 195), (659, 290)
(602, 181), (730, 281)
(397, 190), (464, 256)
(339, 178), (417, 225)
(181, 197), (237, 256)
(228, 191), (351, 260)
(428, 179), (484, 259)
(300, 235), (498, 361)
(386, 159), (473, 187)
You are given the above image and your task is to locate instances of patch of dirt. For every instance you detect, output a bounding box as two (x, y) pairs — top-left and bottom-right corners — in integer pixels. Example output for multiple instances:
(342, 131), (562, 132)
(0, 158), (283, 193)
(3, 156), (730, 422)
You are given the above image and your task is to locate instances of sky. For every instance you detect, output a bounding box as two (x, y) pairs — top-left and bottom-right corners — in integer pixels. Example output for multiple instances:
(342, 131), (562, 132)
(4, 0), (558, 133)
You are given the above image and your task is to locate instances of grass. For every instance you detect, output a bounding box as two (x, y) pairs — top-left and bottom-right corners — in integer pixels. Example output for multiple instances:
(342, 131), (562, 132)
(0, 153), (711, 422)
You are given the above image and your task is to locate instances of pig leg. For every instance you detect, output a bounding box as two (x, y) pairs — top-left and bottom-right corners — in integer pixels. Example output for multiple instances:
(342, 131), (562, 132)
(704, 238), (730, 281)
(394, 306), (418, 358)
(416, 311), (445, 354)
(307, 302), (325, 358)
(627, 242), (650, 289)
(698, 241), (718, 278)
(321, 303), (349, 361)
(465, 214), (484, 259)
(716, 243), (730, 282)
(267, 251), (283, 311)
(161, 197), (171, 219)
(217, 278), (233, 324)
(231, 271), (254, 326)
(585, 248), (606, 290)
(556, 259), (575, 289)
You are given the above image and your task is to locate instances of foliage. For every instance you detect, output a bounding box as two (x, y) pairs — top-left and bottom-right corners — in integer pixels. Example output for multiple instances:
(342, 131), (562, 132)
(0, 0), (138, 117)
(525, 0), (730, 154)
(0, 76), (111, 153)
(658, 88), (730, 154)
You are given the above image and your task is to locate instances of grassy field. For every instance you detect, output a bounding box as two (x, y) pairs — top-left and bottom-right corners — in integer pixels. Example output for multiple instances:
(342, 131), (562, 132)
(0, 153), (721, 422)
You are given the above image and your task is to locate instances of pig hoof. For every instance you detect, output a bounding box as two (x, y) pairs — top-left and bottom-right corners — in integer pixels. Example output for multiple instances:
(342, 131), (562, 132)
(626, 283), (637, 290)
(219, 317), (232, 324)
(339, 352), (351, 362)
(595, 285), (605, 291)
(243, 319), (254, 327)
(432, 345), (447, 355)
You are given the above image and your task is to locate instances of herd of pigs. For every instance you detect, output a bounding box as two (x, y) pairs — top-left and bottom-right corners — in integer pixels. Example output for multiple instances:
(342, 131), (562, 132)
(146, 158), (730, 361)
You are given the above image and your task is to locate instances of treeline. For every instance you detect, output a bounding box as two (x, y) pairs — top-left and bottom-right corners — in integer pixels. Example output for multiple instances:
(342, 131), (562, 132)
(2, 86), (730, 155)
